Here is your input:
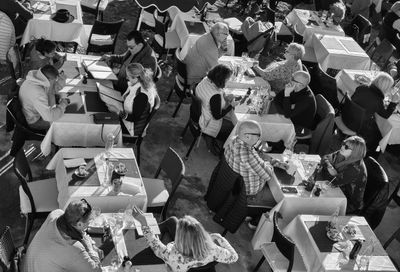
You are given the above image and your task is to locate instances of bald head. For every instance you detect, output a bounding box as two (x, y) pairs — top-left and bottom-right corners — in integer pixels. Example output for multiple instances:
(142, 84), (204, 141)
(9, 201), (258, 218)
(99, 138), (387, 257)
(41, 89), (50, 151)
(237, 120), (262, 146)
(292, 70), (311, 89)
(211, 22), (229, 44)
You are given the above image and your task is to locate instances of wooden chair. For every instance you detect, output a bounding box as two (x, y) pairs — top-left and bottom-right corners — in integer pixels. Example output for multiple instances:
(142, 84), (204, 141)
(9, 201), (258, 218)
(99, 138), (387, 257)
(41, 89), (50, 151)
(84, 19), (124, 54)
(13, 149), (58, 246)
(345, 14), (372, 49)
(334, 94), (366, 136)
(0, 226), (25, 272)
(152, 10), (179, 61)
(315, 63), (340, 109)
(142, 147), (185, 221)
(81, 0), (103, 21)
(6, 45), (23, 81)
(366, 39), (396, 70)
(383, 225), (400, 270)
(180, 95), (202, 160)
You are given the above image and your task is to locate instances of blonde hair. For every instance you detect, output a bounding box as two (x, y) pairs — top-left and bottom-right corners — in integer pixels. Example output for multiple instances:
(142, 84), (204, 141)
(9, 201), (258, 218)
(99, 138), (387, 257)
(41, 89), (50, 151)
(126, 63), (155, 91)
(174, 216), (213, 260)
(371, 72), (394, 95)
(287, 43), (305, 60)
(343, 136), (366, 162)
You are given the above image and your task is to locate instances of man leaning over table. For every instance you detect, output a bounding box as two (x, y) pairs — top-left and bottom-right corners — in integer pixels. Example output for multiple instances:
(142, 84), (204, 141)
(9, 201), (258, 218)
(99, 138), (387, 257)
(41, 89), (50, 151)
(23, 199), (103, 272)
(184, 22), (231, 85)
(19, 64), (69, 131)
(253, 42), (304, 93)
(224, 120), (287, 229)
(101, 30), (157, 93)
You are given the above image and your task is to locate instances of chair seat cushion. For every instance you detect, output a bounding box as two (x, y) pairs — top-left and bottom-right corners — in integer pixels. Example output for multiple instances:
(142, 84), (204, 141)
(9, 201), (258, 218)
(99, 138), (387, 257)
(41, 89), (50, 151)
(84, 25), (113, 46)
(154, 31), (180, 49)
(142, 178), (169, 207)
(334, 116), (357, 136)
(19, 178), (59, 214)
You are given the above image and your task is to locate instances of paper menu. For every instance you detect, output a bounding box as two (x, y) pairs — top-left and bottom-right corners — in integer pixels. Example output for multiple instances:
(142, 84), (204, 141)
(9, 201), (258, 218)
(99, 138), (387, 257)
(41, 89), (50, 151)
(132, 213), (160, 236)
(96, 83), (123, 112)
(82, 59), (118, 80)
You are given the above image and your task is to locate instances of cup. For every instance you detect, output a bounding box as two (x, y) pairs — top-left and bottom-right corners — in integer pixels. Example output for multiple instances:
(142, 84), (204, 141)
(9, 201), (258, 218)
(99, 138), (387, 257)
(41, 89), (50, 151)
(299, 152), (306, 160)
(104, 163), (114, 187)
(112, 163), (127, 180)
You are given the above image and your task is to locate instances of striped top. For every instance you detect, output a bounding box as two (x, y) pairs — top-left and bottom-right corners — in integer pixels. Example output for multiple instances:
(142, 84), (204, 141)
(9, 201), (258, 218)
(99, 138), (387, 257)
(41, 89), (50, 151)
(0, 11), (15, 60)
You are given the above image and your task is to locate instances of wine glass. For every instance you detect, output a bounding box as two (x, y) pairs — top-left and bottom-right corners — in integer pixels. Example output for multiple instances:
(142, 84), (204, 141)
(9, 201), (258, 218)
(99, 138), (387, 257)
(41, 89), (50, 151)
(110, 254), (120, 271)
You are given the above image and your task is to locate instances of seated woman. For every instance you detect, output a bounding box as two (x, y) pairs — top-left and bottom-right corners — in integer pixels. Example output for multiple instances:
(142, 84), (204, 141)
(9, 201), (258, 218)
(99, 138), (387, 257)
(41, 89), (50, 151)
(131, 207), (238, 272)
(106, 63), (159, 138)
(321, 136), (367, 214)
(379, 1), (400, 52)
(329, 1), (346, 25)
(351, 72), (399, 157)
(28, 38), (65, 71)
(196, 64), (238, 153)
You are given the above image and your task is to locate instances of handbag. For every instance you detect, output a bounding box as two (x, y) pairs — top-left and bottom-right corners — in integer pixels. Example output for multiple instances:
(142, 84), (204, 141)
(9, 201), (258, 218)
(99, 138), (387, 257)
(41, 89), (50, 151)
(93, 112), (119, 124)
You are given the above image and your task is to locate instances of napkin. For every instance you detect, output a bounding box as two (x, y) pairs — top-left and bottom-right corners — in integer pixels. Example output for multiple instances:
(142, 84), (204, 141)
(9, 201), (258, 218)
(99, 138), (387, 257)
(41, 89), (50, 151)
(64, 158), (86, 168)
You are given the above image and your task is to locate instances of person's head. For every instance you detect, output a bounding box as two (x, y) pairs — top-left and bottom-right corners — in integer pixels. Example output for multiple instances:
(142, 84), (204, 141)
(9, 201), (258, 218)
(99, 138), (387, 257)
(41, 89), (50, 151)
(330, 2), (346, 24)
(174, 216), (213, 260)
(207, 64), (232, 89)
(64, 199), (93, 232)
(237, 120), (262, 147)
(40, 64), (59, 84)
(291, 70), (311, 92)
(371, 72), (394, 95)
(391, 1), (400, 16)
(126, 62), (155, 90)
(210, 22), (229, 44)
(126, 31), (145, 55)
(284, 43), (305, 61)
(35, 38), (57, 58)
(339, 136), (366, 160)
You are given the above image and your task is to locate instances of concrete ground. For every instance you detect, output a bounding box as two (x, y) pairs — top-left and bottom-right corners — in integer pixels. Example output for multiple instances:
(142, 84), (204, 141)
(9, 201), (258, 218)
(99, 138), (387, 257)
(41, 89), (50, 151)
(0, 0), (399, 271)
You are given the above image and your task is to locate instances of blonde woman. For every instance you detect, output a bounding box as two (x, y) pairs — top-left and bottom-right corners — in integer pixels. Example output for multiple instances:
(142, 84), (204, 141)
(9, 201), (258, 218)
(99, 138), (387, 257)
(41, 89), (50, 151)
(107, 63), (158, 137)
(321, 136), (367, 214)
(351, 72), (399, 156)
(131, 207), (238, 272)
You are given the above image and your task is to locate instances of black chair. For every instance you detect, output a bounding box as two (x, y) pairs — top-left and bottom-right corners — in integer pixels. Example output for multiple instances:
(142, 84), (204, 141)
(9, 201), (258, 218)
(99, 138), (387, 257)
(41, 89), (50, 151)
(142, 147), (185, 221)
(315, 0), (333, 11)
(345, 14), (372, 49)
(265, 5), (276, 25)
(122, 95), (160, 167)
(315, 63), (340, 109)
(293, 24), (303, 44)
(187, 262), (218, 272)
(85, 19), (124, 54)
(0, 226), (25, 272)
(334, 94), (366, 136)
(152, 10), (179, 61)
(6, 94), (46, 157)
(6, 45), (23, 81)
(81, 0), (103, 21)
(180, 95), (202, 160)
(254, 212), (295, 272)
(166, 49), (192, 117)
(153, 64), (162, 83)
(384, 225), (400, 249)
(360, 156), (390, 229)
(366, 39), (396, 70)
(13, 149), (58, 246)
(138, 6), (157, 31)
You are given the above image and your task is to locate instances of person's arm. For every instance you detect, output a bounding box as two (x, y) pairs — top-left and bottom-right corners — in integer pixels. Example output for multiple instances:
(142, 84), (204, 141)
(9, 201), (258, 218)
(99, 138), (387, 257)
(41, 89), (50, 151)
(107, 50), (129, 65)
(376, 101), (397, 119)
(209, 233), (239, 263)
(282, 96), (311, 120)
(210, 94), (232, 120)
(331, 164), (361, 187)
(242, 145), (274, 182)
(142, 226), (170, 263)
(69, 236), (102, 272)
(34, 90), (68, 122)
(254, 62), (287, 81)
(121, 93), (149, 122)
(140, 52), (157, 73)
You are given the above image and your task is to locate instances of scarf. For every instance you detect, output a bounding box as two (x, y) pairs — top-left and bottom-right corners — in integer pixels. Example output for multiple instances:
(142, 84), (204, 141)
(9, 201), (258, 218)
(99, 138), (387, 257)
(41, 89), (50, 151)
(332, 152), (361, 172)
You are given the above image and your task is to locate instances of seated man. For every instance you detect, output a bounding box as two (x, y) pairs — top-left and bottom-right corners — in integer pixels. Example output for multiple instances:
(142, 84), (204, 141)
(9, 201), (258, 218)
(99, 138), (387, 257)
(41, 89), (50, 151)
(253, 42), (304, 93)
(184, 22), (231, 85)
(272, 70), (317, 132)
(101, 30), (157, 93)
(23, 199), (103, 272)
(224, 120), (286, 228)
(19, 64), (69, 131)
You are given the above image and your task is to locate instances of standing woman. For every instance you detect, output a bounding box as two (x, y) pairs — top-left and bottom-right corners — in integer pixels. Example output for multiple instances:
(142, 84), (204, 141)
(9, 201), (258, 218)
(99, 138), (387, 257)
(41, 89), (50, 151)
(131, 207), (238, 272)
(28, 38), (65, 71)
(321, 136), (367, 214)
(106, 63), (159, 138)
(351, 72), (399, 157)
(379, 1), (400, 52)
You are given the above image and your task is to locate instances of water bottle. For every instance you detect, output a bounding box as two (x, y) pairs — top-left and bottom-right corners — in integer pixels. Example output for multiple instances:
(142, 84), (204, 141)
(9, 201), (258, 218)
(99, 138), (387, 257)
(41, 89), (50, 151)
(105, 133), (115, 157)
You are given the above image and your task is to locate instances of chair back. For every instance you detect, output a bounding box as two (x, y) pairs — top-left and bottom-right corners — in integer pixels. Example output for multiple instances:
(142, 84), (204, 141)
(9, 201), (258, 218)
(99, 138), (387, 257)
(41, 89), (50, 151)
(310, 94), (335, 156)
(81, 0), (102, 20)
(383, 226), (400, 249)
(316, 63), (339, 109)
(187, 262), (217, 272)
(0, 226), (18, 272)
(6, 45), (23, 80)
(272, 212), (295, 272)
(136, 94), (161, 138)
(367, 39), (395, 70)
(361, 156), (389, 229)
(189, 95), (202, 137)
(154, 10), (168, 48)
(348, 15), (371, 49)
(87, 19), (124, 54)
(265, 5), (276, 25)
(175, 48), (188, 86)
(340, 94), (366, 134)
(293, 24), (303, 44)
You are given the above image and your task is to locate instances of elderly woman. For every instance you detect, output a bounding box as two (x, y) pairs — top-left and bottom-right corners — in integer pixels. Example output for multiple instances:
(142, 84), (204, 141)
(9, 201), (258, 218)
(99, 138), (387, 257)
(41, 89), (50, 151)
(107, 63), (158, 138)
(321, 136), (367, 214)
(196, 64), (238, 146)
(28, 38), (65, 71)
(379, 1), (400, 52)
(131, 208), (238, 272)
(253, 42), (304, 93)
(352, 72), (399, 156)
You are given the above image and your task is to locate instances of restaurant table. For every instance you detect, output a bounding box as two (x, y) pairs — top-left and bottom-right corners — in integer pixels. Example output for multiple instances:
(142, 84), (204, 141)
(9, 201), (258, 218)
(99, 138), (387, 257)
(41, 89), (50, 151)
(251, 154), (347, 250)
(21, 0), (88, 48)
(90, 213), (167, 272)
(80, 0), (109, 12)
(46, 148), (148, 212)
(286, 9), (345, 46)
(40, 53), (122, 156)
(283, 215), (397, 272)
(312, 34), (371, 72)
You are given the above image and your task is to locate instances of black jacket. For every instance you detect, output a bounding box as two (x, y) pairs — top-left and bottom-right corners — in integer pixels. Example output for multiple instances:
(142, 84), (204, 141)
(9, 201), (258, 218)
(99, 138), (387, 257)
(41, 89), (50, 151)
(0, 0), (33, 37)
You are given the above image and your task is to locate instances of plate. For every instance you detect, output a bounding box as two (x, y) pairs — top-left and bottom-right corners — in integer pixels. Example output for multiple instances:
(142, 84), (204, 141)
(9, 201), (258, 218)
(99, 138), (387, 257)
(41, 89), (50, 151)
(354, 74), (371, 85)
(74, 168), (89, 178)
(327, 229), (343, 242)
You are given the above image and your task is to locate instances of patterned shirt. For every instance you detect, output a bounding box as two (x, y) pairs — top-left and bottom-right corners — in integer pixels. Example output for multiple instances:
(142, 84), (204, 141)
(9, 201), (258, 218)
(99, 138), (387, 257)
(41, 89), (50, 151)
(224, 137), (273, 195)
(260, 59), (302, 92)
(142, 226), (238, 272)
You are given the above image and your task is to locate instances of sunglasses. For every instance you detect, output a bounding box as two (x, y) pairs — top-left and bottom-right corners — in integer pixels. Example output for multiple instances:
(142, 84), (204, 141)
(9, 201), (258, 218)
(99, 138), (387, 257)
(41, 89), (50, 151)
(79, 198), (92, 222)
(342, 143), (352, 150)
(291, 78), (304, 85)
(245, 132), (261, 137)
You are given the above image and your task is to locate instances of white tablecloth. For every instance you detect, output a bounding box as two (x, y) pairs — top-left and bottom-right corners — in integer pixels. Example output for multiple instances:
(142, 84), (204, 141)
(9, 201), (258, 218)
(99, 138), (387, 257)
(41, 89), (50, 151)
(286, 9), (345, 46)
(335, 69), (379, 100)
(80, 0), (109, 11)
(40, 54), (122, 156)
(312, 34), (371, 72)
(46, 148), (147, 212)
(21, 0), (88, 47)
(283, 215), (397, 272)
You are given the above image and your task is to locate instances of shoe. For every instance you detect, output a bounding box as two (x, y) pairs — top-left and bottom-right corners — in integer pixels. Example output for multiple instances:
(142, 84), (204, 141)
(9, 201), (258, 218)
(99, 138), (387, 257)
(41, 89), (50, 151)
(248, 222), (258, 230)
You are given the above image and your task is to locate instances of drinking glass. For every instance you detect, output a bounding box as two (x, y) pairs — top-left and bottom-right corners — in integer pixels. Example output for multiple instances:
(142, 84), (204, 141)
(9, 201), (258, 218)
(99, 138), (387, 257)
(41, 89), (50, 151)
(110, 255), (120, 271)
(359, 256), (370, 271)
(299, 152), (306, 161)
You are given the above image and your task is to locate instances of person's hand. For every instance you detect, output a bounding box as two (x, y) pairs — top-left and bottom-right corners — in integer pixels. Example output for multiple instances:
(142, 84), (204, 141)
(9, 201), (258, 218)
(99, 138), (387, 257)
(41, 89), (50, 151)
(117, 261), (132, 272)
(107, 104), (120, 114)
(95, 247), (104, 260)
(224, 93), (234, 103)
(132, 205), (147, 227)
(284, 82), (295, 96)
(326, 163), (337, 176)
(59, 98), (70, 107)
(210, 233), (224, 245)
(390, 91), (400, 103)
(100, 54), (111, 64)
